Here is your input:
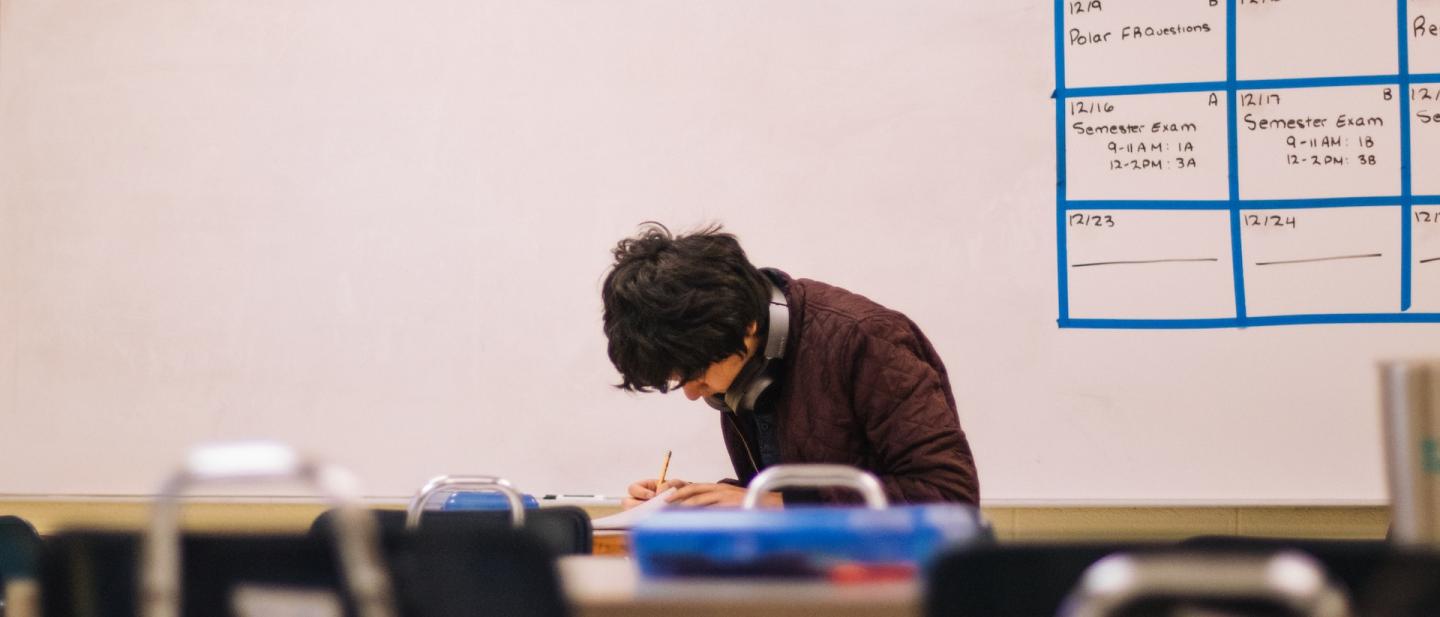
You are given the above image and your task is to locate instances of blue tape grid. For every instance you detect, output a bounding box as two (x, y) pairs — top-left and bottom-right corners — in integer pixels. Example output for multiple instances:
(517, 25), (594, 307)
(1054, 0), (1435, 329)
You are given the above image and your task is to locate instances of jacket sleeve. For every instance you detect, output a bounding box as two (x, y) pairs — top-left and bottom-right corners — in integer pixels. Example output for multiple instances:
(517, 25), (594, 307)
(844, 316), (980, 506)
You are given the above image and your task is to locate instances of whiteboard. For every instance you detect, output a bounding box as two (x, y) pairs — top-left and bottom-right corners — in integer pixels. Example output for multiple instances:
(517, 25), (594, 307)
(1, 0), (1434, 505)
(1060, 0), (1440, 327)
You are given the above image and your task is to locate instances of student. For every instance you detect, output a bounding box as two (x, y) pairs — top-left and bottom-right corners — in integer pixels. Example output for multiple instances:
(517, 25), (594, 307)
(601, 223), (979, 508)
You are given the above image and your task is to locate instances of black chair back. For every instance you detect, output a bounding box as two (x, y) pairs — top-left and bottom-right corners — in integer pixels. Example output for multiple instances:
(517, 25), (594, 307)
(1182, 536), (1440, 617)
(927, 543), (1157, 617)
(929, 538), (1440, 617)
(1354, 548), (1440, 617)
(41, 526), (568, 617)
(310, 507), (593, 555)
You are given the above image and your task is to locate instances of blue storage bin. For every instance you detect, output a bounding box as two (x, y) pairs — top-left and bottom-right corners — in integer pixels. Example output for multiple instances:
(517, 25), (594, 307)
(630, 504), (990, 578)
(441, 491), (540, 511)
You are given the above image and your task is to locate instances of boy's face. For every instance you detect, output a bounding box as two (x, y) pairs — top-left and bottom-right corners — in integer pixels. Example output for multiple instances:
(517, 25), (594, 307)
(673, 322), (761, 402)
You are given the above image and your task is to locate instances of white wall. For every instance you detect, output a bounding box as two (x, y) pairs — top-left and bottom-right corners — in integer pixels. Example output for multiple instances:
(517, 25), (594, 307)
(0, 0), (1422, 504)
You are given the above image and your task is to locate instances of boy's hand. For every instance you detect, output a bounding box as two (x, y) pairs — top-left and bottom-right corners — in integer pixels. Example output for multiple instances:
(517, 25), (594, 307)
(623, 478), (687, 509)
(669, 483), (782, 508)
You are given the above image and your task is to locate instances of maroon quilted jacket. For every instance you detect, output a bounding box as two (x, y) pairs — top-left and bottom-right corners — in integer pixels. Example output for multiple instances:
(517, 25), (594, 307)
(719, 271), (980, 506)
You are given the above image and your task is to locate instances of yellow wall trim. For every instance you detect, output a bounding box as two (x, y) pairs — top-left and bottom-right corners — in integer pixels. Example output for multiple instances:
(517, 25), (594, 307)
(0, 500), (1390, 541)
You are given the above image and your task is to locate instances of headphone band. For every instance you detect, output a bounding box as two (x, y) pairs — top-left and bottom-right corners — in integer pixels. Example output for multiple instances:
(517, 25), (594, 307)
(761, 281), (789, 361)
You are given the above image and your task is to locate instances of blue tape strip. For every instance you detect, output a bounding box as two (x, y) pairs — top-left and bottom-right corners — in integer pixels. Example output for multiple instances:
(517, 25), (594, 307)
(1227, 0), (1246, 324)
(1064, 81), (1228, 98)
(1065, 197), (1407, 210)
(1400, 0), (1414, 311)
(1065, 313), (1440, 329)
(1055, 0), (1070, 322)
(1065, 200), (1232, 210)
(1061, 317), (1243, 329)
(1063, 75), (1402, 99)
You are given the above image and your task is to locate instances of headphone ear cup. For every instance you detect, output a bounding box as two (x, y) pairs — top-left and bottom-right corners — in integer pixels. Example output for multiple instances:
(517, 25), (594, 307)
(735, 370), (776, 415)
(720, 274), (790, 415)
(703, 394), (730, 413)
(722, 357), (763, 413)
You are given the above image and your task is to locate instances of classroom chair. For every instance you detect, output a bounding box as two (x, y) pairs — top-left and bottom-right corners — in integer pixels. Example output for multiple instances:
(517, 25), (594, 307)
(1182, 536), (1440, 617)
(310, 507), (591, 557)
(42, 526), (567, 617)
(42, 441), (569, 617)
(926, 543), (1158, 617)
(312, 474), (592, 556)
(1182, 536), (1389, 599)
(1346, 548), (1440, 617)
(1056, 550), (1350, 617)
(927, 543), (1361, 617)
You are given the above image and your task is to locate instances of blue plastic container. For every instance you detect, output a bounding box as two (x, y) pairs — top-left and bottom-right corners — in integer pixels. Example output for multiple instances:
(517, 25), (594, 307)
(630, 504), (990, 578)
(441, 491), (540, 511)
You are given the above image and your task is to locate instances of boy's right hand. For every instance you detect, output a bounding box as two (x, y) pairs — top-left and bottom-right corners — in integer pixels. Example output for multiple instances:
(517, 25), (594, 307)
(623, 478), (688, 510)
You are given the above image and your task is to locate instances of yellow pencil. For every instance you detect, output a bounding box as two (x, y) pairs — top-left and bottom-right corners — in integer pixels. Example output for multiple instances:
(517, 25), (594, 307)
(656, 450), (672, 492)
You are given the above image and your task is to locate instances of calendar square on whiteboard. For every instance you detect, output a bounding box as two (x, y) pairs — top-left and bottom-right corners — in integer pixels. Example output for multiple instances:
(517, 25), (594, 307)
(1062, 0), (1226, 89)
(1235, 86), (1401, 200)
(1241, 206), (1401, 316)
(1412, 86), (1440, 196)
(1065, 92), (1229, 201)
(1408, 205), (1440, 311)
(1410, 0), (1440, 74)
(1237, 0), (1397, 80)
(1066, 210), (1235, 319)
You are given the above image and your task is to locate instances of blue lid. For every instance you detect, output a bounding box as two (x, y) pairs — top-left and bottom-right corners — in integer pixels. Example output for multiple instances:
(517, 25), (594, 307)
(441, 491), (540, 511)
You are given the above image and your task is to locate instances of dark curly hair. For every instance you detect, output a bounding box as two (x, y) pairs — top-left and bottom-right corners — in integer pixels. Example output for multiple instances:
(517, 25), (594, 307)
(601, 222), (770, 393)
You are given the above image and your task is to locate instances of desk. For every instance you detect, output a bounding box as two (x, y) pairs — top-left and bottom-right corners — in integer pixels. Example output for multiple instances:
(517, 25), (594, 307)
(559, 556), (920, 617)
(591, 531), (627, 556)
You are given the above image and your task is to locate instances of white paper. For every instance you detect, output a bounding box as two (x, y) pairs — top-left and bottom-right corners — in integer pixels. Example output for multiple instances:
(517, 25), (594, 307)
(589, 488), (676, 530)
